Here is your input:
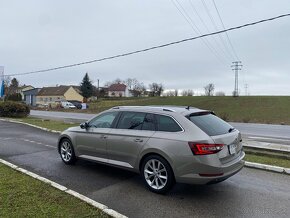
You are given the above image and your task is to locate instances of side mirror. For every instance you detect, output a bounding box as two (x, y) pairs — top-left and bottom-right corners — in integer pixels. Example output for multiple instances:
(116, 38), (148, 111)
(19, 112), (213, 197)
(80, 122), (89, 129)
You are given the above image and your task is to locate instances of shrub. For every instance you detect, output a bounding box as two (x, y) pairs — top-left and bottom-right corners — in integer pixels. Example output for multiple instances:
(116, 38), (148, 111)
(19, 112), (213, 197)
(5, 93), (22, 101)
(0, 101), (30, 118)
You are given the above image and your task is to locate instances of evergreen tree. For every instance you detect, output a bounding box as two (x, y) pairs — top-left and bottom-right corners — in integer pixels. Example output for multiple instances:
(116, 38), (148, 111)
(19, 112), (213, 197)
(80, 73), (93, 100)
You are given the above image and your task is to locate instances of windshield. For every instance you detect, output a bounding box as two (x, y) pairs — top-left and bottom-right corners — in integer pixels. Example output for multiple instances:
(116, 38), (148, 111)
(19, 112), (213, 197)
(188, 113), (234, 136)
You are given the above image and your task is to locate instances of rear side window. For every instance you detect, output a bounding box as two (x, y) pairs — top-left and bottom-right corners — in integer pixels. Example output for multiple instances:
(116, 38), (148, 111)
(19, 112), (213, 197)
(189, 113), (233, 136)
(155, 114), (182, 132)
(142, 114), (156, 131)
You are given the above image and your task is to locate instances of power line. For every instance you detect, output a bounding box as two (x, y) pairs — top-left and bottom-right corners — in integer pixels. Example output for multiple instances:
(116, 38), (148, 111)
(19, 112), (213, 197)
(188, 0), (233, 61)
(5, 13), (290, 77)
(171, 0), (229, 64)
(212, 0), (240, 60)
(201, 0), (236, 61)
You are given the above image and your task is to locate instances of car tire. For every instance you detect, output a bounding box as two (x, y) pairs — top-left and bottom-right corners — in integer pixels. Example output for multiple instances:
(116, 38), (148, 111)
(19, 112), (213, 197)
(59, 139), (76, 165)
(141, 155), (175, 194)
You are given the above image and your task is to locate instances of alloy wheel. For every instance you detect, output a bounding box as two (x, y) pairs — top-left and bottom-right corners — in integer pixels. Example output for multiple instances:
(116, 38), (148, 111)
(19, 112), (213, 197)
(144, 159), (168, 190)
(61, 141), (72, 162)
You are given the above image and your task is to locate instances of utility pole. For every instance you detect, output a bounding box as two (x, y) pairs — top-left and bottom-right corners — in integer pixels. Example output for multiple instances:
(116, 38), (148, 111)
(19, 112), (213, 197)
(244, 83), (249, 96)
(231, 61), (242, 97)
(97, 79), (100, 99)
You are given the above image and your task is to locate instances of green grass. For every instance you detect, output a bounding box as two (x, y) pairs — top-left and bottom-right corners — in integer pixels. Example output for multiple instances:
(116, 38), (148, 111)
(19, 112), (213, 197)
(13, 117), (78, 132)
(244, 153), (290, 168)
(36, 96), (290, 124)
(82, 96), (290, 125)
(0, 163), (110, 218)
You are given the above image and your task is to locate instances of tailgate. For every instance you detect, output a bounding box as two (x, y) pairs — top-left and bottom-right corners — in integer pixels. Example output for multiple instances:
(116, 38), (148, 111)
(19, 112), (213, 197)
(211, 130), (243, 163)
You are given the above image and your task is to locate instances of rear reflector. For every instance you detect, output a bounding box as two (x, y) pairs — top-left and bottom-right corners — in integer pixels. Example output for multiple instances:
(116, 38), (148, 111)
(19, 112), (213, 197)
(188, 142), (224, 155)
(199, 173), (224, 177)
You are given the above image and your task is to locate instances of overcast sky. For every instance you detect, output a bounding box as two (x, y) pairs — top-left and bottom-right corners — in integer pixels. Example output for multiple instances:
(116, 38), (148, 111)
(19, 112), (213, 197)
(1, 0), (290, 95)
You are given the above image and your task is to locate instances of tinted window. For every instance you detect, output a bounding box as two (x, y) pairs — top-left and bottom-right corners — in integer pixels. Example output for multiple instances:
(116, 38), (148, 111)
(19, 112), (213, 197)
(155, 114), (182, 132)
(142, 114), (156, 131)
(117, 112), (146, 130)
(89, 111), (119, 128)
(189, 113), (233, 136)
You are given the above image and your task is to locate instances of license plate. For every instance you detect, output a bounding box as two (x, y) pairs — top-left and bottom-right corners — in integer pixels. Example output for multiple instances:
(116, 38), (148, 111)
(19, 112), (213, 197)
(229, 144), (238, 155)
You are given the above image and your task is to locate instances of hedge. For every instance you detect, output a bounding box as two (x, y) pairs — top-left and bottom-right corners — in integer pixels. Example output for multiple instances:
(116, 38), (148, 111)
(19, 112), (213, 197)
(0, 101), (30, 118)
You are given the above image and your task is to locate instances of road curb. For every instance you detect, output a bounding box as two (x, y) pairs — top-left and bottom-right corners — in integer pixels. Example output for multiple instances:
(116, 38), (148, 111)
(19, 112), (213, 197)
(0, 118), (61, 134)
(0, 158), (128, 218)
(245, 161), (290, 175)
(1, 118), (289, 177)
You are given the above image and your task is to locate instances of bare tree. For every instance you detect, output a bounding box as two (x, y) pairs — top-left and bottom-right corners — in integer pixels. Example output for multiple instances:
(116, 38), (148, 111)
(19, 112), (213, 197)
(149, 83), (164, 96)
(113, 78), (122, 84)
(165, 90), (175, 97)
(130, 82), (146, 97)
(204, 83), (215, 96)
(181, 89), (194, 96)
(187, 89), (194, 96)
(124, 78), (132, 89)
(181, 90), (188, 96)
(3, 76), (11, 96)
(174, 89), (178, 96)
(215, 91), (225, 96)
(105, 78), (123, 87)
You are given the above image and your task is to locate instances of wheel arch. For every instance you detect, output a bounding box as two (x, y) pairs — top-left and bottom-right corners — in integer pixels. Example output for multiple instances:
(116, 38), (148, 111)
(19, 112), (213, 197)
(138, 149), (175, 176)
(58, 135), (74, 154)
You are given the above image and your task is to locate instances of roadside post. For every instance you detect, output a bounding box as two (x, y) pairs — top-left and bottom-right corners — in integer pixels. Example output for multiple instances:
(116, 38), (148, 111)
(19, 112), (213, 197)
(0, 66), (4, 101)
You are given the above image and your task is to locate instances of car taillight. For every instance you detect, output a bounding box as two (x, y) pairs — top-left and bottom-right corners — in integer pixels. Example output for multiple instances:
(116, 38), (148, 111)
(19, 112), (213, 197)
(188, 142), (224, 155)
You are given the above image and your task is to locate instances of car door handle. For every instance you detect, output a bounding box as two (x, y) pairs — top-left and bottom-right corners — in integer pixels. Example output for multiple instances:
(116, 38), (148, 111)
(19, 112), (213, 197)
(134, 138), (143, 142)
(101, 135), (107, 139)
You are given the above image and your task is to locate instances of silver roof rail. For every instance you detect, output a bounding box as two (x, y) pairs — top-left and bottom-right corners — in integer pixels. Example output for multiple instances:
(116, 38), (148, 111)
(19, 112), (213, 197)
(162, 108), (175, 112)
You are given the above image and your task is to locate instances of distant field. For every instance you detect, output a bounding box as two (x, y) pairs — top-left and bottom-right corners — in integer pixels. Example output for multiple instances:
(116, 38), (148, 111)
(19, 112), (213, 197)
(84, 96), (290, 125)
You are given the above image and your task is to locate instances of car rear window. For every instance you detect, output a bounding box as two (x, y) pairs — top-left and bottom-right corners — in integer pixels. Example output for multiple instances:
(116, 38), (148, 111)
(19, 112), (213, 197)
(188, 113), (233, 136)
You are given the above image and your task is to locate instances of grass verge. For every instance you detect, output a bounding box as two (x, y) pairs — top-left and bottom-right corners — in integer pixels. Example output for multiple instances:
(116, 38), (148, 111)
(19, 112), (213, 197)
(0, 163), (110, 217)
(244, 153), (290, 168)
(12, 117), (78, 132)
(80, 96), (290, 125)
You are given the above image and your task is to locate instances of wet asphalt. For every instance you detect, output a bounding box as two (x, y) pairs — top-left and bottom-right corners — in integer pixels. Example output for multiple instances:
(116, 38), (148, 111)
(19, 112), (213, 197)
(0, 120), (290, 218)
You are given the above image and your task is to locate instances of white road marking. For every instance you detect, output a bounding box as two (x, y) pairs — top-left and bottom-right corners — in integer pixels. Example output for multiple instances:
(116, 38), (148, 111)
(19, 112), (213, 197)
(1, 137), (56, 149)
(0, 138), (12, 141)
(247, 136), (290, 142)
(44, 144), (55, 149)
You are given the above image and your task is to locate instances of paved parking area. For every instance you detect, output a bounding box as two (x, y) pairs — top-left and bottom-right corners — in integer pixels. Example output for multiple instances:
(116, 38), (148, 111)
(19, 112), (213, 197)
(1, 120), (290, 218)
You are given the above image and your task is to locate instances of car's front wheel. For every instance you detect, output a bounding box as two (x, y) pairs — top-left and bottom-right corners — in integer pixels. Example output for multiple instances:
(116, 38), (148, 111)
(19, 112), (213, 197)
(59, 139), (76, 165)
(141, 155), (175, 194)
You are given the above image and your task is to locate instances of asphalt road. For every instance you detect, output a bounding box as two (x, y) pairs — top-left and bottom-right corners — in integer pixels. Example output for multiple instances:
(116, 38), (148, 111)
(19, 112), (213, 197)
(31, 110), (290, 142)
(1, 120), (290, 218)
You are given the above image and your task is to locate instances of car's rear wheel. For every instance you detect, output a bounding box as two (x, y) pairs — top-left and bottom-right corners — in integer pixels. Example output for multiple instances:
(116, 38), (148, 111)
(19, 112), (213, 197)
(141, 155), (175, 194)
(60, 139), (76, 165)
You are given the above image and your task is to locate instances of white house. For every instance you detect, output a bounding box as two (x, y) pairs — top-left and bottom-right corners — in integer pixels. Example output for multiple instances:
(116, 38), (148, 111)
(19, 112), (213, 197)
(108, 83), (131, 97)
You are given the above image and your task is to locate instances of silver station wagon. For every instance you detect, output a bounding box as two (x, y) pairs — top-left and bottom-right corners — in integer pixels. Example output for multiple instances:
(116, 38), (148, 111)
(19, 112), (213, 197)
(58, 106), (245, 193)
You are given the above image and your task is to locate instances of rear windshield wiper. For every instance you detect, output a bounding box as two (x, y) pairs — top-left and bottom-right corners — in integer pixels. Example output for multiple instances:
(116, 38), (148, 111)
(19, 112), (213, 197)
(228, 127), (235, 133)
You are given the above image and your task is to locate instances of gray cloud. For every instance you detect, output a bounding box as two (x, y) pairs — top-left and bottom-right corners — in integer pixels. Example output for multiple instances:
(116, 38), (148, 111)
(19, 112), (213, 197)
(1, 0), (290, 95)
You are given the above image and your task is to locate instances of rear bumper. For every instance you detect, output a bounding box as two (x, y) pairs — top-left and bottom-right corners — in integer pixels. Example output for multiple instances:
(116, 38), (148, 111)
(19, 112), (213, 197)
(175, 151), (245, 185)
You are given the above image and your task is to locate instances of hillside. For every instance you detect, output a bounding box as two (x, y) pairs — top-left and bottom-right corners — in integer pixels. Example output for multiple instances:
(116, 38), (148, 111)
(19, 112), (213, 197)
(86, 96), (290, 125)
